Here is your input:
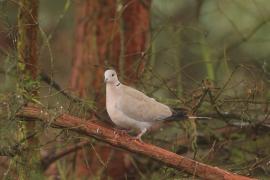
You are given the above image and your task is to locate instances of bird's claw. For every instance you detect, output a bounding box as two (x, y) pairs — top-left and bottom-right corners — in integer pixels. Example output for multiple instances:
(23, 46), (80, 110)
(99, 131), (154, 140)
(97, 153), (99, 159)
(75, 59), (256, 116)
(132, 135), (144, 143)
(132, 128), (147, 143)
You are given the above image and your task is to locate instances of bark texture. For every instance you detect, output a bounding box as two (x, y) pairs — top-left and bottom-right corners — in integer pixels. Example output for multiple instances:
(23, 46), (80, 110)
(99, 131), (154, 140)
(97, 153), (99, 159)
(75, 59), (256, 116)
(70, 1), (151, 179)
(17, 0), (41, 178)
(71, 0), (151, 99)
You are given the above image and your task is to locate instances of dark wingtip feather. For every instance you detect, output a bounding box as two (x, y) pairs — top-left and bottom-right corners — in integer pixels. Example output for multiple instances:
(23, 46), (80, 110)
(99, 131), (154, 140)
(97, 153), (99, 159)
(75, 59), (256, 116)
(165, 108), (189, 121)
(164, 108), (211, 121)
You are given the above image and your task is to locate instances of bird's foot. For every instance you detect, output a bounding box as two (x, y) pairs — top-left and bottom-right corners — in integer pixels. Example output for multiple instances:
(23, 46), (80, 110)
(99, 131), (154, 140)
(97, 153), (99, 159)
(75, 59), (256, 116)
(132, 128), (147, 143)
(132, 136), (144, 143)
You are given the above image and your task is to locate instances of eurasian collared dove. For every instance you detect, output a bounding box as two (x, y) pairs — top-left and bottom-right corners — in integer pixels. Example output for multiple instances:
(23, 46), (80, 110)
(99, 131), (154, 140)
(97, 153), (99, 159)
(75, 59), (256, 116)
(104, 69), (206, 141)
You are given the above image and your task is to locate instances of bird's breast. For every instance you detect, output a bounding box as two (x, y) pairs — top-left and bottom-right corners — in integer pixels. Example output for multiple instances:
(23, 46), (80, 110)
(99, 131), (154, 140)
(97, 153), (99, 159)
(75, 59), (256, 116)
(106, 98), (129, 128)
(106, 85), (119, 119)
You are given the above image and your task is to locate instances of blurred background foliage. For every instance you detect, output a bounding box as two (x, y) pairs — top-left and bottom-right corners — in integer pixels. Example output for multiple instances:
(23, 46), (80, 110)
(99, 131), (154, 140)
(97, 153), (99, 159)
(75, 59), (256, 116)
(0, 0), (270, 179)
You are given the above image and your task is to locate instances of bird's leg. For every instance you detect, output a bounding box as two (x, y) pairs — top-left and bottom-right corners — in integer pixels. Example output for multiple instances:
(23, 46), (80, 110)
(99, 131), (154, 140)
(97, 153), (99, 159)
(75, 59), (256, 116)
(134, 128), (147, 142)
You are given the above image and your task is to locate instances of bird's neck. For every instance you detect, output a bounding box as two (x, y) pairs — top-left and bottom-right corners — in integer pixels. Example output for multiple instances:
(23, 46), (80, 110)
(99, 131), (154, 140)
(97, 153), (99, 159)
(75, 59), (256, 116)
(108, 81), (121, 87)
(115, 81), (121, 87)
(106, 82), (121, 105)
(106, 81), (121, 93)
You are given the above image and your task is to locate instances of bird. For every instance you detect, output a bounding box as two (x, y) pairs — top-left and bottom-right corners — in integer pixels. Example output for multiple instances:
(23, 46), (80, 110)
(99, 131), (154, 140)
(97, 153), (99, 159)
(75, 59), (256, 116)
(104, 69), (208, 142)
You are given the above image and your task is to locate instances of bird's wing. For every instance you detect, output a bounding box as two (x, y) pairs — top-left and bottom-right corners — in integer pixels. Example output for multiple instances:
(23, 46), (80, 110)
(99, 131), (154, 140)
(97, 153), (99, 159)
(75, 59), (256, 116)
(116, 85), (172, 122)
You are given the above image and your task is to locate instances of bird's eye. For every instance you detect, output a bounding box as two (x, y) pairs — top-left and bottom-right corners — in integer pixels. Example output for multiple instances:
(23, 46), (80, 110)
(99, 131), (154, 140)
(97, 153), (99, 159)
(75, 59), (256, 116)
(112, 74), (114, 77)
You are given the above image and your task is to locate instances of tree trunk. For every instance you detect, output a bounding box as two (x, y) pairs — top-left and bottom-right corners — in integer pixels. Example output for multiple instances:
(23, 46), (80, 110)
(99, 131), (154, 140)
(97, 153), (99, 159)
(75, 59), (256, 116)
(70, 0), (151, 179)
(16, 0), (41, 178)
(121, 0), (151, 83)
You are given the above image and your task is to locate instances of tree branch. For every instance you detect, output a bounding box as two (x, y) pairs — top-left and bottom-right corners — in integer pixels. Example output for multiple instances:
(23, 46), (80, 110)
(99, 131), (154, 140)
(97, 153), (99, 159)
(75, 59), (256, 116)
(39, 71), (82, 103)
(17, 106), (256, 180)
(214, 15), (270, 62)
(41, 141), (90, 170)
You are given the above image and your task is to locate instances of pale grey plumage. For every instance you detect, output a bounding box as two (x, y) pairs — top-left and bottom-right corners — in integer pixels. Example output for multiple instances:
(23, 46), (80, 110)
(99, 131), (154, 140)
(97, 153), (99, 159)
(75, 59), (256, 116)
(117, 85), (172, 122)
(104, 69), (204, 141)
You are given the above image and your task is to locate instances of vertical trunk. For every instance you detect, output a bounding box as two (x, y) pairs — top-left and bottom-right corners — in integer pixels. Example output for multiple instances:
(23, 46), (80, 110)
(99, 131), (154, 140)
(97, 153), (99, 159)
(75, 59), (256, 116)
(70, 0), (151, 179)
(71, 0), (118, 100)
(17, 1), (38, 79)
(121, 0), (151, 83)
(71, 0), (151, 98)
(17, 0), (41, 178)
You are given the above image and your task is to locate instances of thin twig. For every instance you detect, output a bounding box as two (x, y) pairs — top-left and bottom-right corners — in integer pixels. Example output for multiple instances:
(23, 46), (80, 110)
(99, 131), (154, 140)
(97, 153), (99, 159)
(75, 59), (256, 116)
(41, 141), (90, 170)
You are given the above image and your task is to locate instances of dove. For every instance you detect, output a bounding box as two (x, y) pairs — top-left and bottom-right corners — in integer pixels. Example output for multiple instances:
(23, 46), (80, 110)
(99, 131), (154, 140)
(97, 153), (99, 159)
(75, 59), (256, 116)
(104, 69), (207, 141)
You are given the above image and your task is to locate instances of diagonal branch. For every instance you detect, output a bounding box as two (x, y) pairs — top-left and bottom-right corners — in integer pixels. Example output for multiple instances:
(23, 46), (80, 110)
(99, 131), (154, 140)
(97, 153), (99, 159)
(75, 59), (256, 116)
(217, 18), (270, 60)
(41, 141), (90, 170)
(40, 71), (82, 103)
(17, 106), (256, 180)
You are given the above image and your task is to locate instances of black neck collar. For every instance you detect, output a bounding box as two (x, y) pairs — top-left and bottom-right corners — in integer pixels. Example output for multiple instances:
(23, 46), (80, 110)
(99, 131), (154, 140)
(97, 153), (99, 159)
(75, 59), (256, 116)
(116, 82), (121, 87)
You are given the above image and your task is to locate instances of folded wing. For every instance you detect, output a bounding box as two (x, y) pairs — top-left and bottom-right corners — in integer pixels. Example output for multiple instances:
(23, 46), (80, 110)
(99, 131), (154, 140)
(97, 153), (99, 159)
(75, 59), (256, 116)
(116, 85), (172, 122)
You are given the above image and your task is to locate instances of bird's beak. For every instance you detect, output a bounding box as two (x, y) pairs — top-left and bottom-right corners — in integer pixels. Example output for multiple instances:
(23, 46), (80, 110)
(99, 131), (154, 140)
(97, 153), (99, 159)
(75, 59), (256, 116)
(104, 78), (108, 83)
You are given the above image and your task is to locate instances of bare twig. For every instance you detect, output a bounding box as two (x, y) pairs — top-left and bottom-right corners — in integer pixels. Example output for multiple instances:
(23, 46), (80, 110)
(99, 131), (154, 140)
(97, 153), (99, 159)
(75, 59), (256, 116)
(191, 82), (209, 114)
(0, 133), (37, 157)
(41, 141), (90, 170)
(217, 18), (270, 60)
(39, 72), (82, 103)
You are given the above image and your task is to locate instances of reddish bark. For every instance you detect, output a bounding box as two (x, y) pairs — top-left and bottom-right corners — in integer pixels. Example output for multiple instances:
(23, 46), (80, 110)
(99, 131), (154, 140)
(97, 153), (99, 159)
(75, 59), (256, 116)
(71, 0), (119, 98)
(17, 0), (39, 79)
(18, 106), (257, 180)
(70, 1), (151, 179)
(71, 0), (151, 97)
(70, 1), (125, 178)
(70, 1), (98, 97)
(122, 0), (151, 82)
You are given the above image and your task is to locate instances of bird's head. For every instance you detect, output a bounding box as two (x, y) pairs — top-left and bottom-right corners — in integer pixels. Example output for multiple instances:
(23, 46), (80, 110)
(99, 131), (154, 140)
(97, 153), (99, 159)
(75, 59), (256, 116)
(104, 69), (119, 84)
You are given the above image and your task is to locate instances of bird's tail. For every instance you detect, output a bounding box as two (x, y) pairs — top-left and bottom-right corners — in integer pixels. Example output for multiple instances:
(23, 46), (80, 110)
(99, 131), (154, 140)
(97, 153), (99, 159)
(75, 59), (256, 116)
(187, 116), (211, 119)
(165, 108), (211, 121)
